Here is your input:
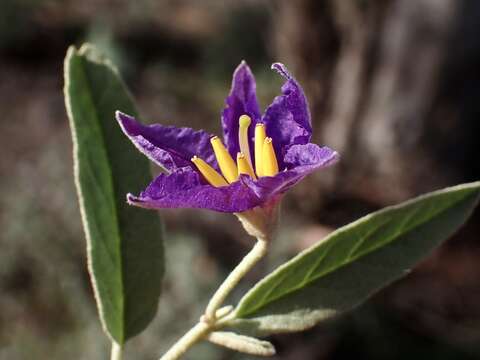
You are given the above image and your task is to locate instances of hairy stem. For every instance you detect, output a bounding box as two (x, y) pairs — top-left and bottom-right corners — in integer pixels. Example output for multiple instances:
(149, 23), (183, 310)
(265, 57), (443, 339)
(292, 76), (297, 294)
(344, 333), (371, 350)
(204, 238), (268, 320)
(158, 238), (268, 360)
(110, 342), (122, 360)
(159, 322), (211, 360)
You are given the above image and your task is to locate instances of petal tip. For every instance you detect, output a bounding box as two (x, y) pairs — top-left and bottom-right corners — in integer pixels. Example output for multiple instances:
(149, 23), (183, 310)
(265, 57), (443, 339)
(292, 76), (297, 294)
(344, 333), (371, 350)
(322, 148), (340, 167)
(271, 62), (292, 80)
(233, 60), (254, 79)
(238, 59), (249, 68)
(127, 193), (150, 208)
(116, 111), (140, 136)
(115, 110), (131, 123)
(126, 193), (138, 204)
(330, 149), (340, 161)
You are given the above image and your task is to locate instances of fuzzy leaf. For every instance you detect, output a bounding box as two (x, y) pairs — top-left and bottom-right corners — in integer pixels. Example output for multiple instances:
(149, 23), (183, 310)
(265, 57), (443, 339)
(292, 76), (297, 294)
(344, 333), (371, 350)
(64, 44), (164, 344)
(207, 332), (275, 356)
(229, 182), (480, 336)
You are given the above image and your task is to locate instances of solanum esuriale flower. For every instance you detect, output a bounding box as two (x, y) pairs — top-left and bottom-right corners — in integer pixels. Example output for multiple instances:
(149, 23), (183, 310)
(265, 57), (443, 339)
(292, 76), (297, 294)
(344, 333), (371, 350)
(116, 62), (338, 240)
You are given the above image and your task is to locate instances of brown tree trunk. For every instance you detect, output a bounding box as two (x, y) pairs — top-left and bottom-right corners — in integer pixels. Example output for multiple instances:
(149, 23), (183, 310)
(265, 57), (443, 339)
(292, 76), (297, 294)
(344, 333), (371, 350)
(273, 0), (459, 205)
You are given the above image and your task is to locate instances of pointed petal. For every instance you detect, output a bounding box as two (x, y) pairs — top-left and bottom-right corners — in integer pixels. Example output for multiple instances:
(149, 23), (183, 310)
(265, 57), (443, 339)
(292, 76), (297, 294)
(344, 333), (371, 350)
(221, 61), (261, 157)
(262, 63), (312, 169)
(127, 168), (262, 213)
(242, 144), (339, 200)
(117, 111), (217, 172)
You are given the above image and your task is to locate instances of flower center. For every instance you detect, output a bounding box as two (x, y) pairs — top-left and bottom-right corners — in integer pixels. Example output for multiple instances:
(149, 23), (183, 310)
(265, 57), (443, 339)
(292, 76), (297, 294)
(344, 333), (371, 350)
(254, 123), (266, 177)
(191, 115), (279, 187)
(237, 152), (257, 179)
(191, 156), (228, 187)
(238, 115), (253, 167)
(262, 137), (279, 176)
(211, 136), (237, 183)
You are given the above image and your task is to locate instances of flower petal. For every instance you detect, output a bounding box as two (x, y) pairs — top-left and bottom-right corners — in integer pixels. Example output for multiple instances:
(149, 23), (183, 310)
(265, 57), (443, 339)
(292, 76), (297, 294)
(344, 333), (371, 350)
(241, 144), (339, 200)
(221, 61), (261, 157)
(283, 143), (338, 169)
(117, 111), (217, 172)
(262, 63), (312, 169)
(127, 168), (262, 213)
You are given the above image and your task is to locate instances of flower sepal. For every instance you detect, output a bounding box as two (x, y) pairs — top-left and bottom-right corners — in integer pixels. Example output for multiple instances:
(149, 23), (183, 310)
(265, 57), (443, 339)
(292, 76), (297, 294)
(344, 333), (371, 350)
(235, 197), (280, 241)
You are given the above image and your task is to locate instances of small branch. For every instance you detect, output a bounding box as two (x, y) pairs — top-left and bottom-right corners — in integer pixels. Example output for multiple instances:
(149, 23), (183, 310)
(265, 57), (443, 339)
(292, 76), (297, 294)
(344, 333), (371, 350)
(157, 237), (269, 360)
(159, 322), (211, 360)
(110, 342), (122, 360)
(204, 239), (268, 321)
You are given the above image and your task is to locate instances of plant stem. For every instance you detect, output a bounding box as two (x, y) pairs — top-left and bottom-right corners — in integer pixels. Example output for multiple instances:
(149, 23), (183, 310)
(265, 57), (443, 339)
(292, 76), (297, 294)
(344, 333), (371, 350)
(158, 238), (268, 360)
(204, 239), (268, 320)
(110, 342), (122, 360)
(159, 322), (211, 360)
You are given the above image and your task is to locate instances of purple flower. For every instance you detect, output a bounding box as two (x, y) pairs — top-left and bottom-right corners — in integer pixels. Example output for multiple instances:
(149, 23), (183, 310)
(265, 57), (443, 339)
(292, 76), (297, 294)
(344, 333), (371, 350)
(116, 62), (338, 215)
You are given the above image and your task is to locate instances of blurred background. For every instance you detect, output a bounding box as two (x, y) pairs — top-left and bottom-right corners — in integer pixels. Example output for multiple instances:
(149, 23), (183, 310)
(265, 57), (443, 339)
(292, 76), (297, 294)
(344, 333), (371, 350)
(1, 0), (480, 359)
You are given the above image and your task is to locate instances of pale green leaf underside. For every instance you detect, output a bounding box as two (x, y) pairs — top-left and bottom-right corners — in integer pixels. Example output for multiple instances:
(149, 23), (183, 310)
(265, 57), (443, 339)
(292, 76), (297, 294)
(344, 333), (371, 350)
(208, 331), (276, 356)
(64, 44), (164, 344)
(230, 182), (480, 336)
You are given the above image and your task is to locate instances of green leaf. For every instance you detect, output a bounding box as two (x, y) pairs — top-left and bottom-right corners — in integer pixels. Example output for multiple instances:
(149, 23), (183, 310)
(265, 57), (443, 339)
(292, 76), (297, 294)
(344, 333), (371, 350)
(64, 44), (164, 344)
(229, 182), (480, 336)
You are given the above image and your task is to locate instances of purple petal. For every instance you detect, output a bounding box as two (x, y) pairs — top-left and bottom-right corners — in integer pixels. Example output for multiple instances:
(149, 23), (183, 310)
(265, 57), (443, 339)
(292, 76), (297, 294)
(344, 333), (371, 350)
(127, 168), (263, 213)
(117, 111), (217, 172)
(242, 144), (339, 200)
(221, 61), (261, 157)
(283, 143), (338, 169)
(262, 63), (312, 169)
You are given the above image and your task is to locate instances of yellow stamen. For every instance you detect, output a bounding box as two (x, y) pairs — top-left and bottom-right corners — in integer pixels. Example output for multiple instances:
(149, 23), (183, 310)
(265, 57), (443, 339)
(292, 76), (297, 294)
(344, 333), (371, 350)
(238, 115), (253, 167)
(191, 156), (228, 187)
(237, 152), (257, 179)
(210, 136), (238, 183)
(254, 123), (266, 177)
(262, 137), (279, 176)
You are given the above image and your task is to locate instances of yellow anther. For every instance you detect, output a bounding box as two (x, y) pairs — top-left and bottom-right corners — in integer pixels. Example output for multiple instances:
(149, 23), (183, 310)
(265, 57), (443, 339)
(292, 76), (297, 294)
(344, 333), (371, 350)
(262, 137), (279, 176)
(210, 136), (238, 183)
(254, 123), (266, 177)
(191, 156), (228, 187)
(237, 152), (257, 180)
(238, 114), (253, 167)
